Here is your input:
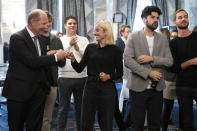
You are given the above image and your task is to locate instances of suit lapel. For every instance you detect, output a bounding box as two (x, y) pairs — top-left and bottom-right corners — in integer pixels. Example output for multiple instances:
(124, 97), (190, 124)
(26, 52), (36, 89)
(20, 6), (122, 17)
(119, 38), (125, 52)
(23, 28), (39, 56)
(38, 37), (47, 56)
(140, 30), (150, 55)
(152, 32), (159, 56)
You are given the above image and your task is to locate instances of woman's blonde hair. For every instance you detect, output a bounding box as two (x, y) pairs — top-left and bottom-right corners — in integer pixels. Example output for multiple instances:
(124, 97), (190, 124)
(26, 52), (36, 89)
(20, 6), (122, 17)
(95, 20), (114, 45)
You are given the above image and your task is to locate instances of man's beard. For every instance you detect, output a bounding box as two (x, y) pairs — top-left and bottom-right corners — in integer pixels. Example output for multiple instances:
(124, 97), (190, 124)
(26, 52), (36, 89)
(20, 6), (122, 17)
(178, 23), (189, 30)
(146, 21), (158, 31)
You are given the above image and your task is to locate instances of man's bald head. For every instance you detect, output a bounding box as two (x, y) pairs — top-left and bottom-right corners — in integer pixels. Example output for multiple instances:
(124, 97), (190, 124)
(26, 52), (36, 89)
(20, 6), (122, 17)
(27, 9), (48, 35)
(27, 9), (46, 25)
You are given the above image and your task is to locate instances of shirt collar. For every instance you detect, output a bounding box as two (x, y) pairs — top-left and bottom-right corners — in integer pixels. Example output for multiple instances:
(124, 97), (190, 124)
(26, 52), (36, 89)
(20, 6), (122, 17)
(121, 36), (127, 43)
(96, 43), (109, 49)
(26, 26), (36, 38)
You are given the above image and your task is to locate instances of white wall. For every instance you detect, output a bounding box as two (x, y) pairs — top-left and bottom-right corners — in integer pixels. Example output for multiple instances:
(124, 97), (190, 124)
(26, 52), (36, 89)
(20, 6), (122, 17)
(0, 0), (25, 64)
(1, 0), (26, 43)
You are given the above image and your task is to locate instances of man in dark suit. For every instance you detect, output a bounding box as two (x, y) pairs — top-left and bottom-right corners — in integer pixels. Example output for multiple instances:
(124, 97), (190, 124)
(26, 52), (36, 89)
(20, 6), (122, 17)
(115, 25), (130, 55)
(113, 25), (131, 131)
(2, 9), (66, 131)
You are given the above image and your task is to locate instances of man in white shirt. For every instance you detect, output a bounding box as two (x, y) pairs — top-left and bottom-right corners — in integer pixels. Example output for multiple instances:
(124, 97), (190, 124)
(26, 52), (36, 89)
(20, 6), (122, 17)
(57, 16), (89, 131)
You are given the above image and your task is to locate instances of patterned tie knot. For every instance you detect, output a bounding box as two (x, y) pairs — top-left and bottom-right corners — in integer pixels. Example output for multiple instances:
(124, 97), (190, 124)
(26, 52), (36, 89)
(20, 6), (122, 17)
(32, 36), (38, 41)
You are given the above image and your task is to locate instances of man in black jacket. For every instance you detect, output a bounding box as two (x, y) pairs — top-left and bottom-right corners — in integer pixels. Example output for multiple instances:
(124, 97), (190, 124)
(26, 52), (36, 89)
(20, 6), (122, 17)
(170, 9), (197, 131)
(2, 9), (66, 131)
(114, 25), (131, 130)
(115, 25), (130, 55)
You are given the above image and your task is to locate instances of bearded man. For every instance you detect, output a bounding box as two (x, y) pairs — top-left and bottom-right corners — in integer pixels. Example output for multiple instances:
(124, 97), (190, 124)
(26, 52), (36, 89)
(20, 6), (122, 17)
(170, 9), (197, 131)
(124, 6), (173, 131)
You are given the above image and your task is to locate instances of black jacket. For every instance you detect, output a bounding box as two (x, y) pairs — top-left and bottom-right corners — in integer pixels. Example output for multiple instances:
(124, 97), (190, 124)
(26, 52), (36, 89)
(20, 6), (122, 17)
(3, 28), (57, 102)
(115, 38), (125, 55)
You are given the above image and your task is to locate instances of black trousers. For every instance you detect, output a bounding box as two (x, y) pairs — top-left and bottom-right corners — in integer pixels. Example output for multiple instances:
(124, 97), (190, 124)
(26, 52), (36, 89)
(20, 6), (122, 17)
(98, 87), (125, 131)
(7, 87), (46, 131)
(57, 77), (86, 131)
(176, 87), (197, 131)
(81, 80), (116, 131)
(130, 89), (163, 131)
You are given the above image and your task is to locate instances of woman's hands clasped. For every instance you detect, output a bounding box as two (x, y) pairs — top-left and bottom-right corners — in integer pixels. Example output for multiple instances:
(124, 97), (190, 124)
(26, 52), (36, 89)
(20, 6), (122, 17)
(99, 72), (110, 82)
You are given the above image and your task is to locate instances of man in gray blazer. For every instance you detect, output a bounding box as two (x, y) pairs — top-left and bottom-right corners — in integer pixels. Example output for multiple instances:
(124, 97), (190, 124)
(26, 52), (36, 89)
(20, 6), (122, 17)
(124, 6), (173, 131)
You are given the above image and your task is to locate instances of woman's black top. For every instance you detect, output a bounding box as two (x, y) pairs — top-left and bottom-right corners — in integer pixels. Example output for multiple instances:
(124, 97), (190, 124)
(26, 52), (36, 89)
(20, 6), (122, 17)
(71, 43), (123, 82)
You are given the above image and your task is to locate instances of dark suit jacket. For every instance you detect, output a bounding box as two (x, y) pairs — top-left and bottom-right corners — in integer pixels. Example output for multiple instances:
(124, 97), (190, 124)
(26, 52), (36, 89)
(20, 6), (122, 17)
(115, 38), (125, 55)
(2, 28), (57, 102)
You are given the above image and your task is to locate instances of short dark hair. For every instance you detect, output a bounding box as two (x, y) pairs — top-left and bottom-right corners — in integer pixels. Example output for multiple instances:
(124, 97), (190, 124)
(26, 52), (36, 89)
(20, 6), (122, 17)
(64, 16), (78, 24)
(57, 32), (63, 37)
(27, 11), (40, 24)
(44, 11), (53, 22)
(141, 6), (162, 19)
(4, 42), (8, 46)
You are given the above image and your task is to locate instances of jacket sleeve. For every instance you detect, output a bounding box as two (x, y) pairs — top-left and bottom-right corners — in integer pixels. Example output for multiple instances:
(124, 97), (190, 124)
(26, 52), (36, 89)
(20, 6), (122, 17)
(10, 34), (56, 69)
(151, 37), (173, 68)
(124, 34), (151, 80)
(54, 37), (66, 67)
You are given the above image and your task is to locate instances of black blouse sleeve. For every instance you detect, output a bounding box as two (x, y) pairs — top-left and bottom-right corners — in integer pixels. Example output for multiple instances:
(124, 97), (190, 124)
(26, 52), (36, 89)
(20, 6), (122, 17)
(71, 44), (89, 73)
(110, 47), (123, 80)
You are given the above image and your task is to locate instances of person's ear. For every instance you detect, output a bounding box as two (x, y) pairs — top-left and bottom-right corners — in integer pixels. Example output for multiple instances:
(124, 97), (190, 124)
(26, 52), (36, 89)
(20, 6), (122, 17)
(142, 18), (147, 24)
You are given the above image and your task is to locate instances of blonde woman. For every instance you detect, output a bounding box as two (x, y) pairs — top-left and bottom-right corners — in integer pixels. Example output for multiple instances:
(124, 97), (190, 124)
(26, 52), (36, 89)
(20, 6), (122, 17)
(67, 20), (123, 131)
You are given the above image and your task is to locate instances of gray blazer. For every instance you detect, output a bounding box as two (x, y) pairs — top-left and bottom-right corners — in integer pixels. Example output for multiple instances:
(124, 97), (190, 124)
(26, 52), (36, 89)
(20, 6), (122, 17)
(124, 29), (173, 92)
